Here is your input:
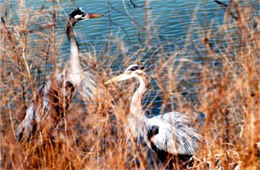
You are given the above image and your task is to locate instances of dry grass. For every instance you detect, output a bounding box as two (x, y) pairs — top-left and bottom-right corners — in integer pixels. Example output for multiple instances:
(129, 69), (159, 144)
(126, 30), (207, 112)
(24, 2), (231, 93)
(1, 0), (259, 169)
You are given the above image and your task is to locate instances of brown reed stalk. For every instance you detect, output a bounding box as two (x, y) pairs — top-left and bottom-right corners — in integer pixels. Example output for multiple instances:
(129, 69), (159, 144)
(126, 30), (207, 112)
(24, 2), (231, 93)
(0, 0), (259, 169)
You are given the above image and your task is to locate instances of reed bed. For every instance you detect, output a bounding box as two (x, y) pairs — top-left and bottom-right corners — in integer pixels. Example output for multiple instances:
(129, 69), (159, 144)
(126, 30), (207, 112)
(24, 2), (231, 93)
(0, 0), (259, 169)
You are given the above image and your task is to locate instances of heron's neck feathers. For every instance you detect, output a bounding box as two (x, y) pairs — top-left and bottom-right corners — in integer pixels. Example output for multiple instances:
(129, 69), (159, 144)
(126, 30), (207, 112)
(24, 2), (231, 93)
(66, 19), (82, 85)
(130, 73), (149, 117)
(127, 73), (149, 139)
(66, 20), (78, 49)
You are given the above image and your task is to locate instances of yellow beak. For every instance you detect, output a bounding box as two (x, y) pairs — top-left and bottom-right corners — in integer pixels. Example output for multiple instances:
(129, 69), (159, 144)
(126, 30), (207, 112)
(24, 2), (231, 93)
(105, 73), (131, 85)
(88, 13), (103, 19)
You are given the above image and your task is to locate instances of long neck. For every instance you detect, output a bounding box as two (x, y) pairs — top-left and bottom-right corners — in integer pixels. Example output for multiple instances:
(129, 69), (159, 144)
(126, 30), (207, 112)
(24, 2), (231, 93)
(65, 19), (82, 85)
(66, 20), (79, 56)
(130, 74), (149, 117)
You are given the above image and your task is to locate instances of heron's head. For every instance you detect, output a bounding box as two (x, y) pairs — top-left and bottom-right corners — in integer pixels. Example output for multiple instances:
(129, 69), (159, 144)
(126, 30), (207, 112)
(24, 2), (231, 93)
(105, 64), (146, 84)
(69, 7), (103, 22)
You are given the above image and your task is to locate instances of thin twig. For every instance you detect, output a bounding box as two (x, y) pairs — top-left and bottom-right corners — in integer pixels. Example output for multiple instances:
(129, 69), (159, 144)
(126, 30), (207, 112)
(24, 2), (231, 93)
(214, 0), (238, 20)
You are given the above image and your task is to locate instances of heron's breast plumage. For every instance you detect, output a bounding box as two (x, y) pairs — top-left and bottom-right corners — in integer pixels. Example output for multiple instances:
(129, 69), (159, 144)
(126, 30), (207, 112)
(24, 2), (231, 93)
(147, 112), (200, 155)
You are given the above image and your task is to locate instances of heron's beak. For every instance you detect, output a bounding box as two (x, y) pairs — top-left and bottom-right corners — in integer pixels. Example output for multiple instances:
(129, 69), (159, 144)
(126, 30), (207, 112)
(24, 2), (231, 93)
(105, 73), (131, 85)
(87, 13), (103, 19)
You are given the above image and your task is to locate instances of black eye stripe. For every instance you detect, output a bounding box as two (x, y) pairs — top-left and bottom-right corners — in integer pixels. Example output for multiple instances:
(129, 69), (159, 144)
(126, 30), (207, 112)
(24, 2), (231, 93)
(129, 66), (139, 71)
(69, 8), (86, 19)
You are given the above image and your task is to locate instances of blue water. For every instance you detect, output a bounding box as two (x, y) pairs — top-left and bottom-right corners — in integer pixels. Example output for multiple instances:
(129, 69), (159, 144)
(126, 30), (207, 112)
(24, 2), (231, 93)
(5, 1), (226, 56)
(3, 0), (260, 118)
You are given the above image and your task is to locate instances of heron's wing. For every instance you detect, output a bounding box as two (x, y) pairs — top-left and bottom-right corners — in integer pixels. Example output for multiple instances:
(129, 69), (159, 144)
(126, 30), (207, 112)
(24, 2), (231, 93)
(16, 72), (75, 141)
(148, 112), (200, 155)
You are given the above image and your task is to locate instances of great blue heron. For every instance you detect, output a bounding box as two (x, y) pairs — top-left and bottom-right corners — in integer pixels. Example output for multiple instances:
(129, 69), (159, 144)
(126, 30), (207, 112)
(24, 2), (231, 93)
(16, 7), (103, 141)
(105, 64), (200, 162)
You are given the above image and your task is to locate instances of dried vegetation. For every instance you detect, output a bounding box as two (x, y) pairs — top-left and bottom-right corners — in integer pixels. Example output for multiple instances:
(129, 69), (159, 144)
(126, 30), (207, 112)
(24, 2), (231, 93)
(0, 0), (259, 169)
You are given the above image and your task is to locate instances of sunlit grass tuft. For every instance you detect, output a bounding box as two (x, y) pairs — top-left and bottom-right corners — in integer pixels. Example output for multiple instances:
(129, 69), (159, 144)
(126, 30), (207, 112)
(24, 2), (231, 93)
(0, 0), (259, 169)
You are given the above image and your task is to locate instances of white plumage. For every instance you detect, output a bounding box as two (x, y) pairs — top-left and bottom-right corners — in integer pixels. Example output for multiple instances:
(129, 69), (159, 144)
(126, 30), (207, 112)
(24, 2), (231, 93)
(145, 112), (199, 155)
(105, 64), (200, 156)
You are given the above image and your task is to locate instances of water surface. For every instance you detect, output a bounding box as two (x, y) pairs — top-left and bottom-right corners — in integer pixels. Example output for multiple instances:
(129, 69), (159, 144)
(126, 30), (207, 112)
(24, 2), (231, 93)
(2, 0), (259, 119)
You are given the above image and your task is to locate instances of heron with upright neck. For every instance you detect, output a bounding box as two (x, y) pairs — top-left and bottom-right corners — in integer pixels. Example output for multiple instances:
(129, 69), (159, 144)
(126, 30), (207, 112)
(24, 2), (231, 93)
(105, 64), (200, 164)
(16, 7), (103, 141)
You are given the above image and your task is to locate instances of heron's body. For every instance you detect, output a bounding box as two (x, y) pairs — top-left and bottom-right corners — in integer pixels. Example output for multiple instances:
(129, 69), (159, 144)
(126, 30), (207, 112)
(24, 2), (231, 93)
(106, 64), (200, 157)
(16, 8), (102, 141)
(128, 111), (200, 155)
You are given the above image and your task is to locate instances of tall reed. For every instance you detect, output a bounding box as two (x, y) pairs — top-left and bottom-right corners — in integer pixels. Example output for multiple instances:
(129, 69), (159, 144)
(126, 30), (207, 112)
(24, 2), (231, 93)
(0, 0), (259, 169)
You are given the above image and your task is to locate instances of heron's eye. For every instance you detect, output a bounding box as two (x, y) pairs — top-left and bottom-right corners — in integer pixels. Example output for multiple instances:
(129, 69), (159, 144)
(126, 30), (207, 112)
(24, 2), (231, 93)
(129, 65), (139, 71)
